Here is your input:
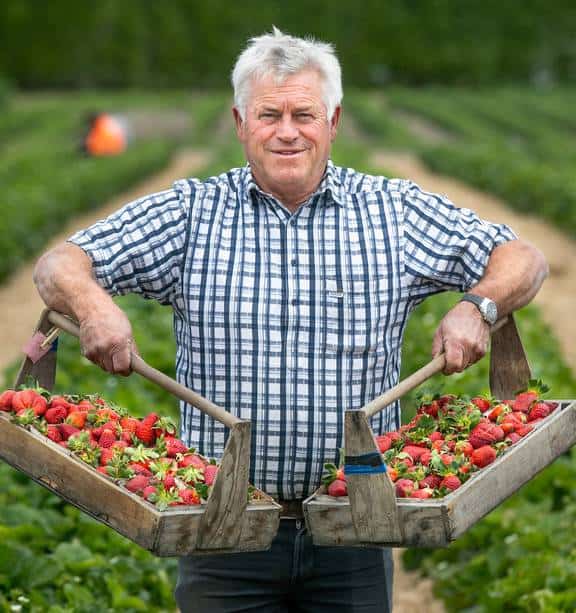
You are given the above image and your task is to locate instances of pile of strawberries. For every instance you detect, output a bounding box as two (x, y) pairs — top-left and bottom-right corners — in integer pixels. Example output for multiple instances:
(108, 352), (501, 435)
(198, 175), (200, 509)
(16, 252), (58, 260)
(0, 384), (223, 509)
(323, 380), (559, 500)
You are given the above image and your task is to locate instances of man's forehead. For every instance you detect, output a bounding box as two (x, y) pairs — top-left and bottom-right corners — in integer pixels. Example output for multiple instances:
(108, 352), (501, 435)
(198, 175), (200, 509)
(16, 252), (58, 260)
(248, 70), (325, 106)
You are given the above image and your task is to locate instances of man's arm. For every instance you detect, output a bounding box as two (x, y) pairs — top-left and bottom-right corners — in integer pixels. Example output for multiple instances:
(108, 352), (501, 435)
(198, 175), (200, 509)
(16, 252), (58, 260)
(432, 238), (548, 374)
(33, 242), (134, 375)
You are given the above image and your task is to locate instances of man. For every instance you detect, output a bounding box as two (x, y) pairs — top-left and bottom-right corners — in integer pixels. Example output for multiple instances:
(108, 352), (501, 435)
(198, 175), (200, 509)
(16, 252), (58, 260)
(34, 28), (547, 613)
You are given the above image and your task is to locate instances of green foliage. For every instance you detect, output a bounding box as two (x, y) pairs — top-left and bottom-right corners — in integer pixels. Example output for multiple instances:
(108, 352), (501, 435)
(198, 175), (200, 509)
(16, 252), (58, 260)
(2, 1), (576, 88)
(0, 91), (226, 282)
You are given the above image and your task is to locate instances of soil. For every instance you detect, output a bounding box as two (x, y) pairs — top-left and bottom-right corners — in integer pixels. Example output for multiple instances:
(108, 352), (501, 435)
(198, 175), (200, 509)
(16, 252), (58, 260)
(2, 141), (575, 613)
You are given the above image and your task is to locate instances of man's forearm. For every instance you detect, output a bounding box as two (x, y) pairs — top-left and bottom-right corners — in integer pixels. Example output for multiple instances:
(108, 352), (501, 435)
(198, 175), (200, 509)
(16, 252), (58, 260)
(33, 242), (115, 322)
(468, 238), (548, 316)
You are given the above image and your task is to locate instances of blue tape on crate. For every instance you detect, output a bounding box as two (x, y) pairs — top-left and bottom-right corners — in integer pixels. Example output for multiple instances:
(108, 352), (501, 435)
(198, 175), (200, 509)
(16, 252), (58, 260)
(344, 451), (387, 475)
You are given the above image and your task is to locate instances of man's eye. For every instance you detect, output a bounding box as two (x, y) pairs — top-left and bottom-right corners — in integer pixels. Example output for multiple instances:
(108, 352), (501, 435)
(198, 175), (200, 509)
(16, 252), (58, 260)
(260, 113), (277, 119)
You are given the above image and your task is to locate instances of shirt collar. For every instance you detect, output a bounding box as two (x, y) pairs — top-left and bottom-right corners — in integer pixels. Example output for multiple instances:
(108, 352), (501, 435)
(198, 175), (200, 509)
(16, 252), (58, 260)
(243, 160), (345, 208)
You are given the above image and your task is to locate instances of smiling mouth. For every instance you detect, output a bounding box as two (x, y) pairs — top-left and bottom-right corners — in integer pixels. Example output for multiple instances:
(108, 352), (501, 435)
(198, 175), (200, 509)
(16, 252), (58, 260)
(271, 150), (304, 156)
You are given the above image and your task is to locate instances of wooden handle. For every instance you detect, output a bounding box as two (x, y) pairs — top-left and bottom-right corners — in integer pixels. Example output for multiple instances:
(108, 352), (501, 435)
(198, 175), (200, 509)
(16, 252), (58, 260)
(363, 316), (510, 419)
(46, 310), (241, 429)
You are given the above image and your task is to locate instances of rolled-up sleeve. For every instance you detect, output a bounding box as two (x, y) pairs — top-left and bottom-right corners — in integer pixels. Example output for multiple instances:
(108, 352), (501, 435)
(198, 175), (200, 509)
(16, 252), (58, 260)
(67, 186), (189, 306)
(402, 181), (516, 296)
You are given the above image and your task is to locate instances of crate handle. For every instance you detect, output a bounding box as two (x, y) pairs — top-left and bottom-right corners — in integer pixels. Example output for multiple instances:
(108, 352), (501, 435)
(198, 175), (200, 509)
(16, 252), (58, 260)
(46, 310), (241, 429)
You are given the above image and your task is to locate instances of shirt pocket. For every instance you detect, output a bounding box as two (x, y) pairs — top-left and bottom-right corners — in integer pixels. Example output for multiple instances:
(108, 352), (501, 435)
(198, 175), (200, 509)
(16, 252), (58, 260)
(322, 275), (383, 356)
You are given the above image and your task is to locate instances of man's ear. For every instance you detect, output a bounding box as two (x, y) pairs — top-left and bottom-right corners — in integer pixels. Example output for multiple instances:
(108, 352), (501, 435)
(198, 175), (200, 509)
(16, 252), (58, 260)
(233, 107), (245, 142)
(329, 106), (342, 142)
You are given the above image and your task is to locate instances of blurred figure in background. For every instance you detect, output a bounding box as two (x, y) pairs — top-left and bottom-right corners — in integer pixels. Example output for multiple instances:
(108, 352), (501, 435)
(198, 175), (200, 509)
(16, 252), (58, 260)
(81, 112), (128, 156)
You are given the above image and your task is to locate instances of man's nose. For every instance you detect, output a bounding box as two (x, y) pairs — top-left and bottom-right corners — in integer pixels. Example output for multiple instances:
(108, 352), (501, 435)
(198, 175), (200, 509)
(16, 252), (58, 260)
(276, 115), (299, 140)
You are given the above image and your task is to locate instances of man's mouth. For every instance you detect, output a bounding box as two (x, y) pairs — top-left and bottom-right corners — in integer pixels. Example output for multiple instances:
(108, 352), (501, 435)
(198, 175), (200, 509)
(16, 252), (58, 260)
(271, 150), (304, 156)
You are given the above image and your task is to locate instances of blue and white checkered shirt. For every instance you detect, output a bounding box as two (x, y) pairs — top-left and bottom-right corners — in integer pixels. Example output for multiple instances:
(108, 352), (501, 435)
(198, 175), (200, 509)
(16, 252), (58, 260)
(69, 161), (515, 499)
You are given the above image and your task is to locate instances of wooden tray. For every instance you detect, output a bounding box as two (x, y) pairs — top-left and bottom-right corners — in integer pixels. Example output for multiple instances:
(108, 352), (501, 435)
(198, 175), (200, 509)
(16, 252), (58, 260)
(1, 310), (281, 556)
(303, 400), (576, 548)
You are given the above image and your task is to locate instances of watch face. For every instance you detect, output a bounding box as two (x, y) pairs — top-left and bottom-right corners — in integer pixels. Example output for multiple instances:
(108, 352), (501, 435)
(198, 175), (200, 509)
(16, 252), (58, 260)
(483, 300), (498, 324)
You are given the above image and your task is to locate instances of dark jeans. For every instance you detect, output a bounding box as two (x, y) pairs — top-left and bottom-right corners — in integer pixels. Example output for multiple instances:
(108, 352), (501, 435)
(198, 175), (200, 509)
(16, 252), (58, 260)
(175, 518), (394, 612)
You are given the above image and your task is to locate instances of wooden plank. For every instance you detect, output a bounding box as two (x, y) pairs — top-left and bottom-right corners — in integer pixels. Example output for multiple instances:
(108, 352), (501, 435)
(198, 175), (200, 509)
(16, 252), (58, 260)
(196, 420), (251, 550)
(344, 411), (402, 543)
(489, 314), (531, 399)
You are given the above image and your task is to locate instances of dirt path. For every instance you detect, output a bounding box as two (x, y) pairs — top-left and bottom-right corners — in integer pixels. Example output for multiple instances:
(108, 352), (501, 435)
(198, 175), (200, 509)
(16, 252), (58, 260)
(371, 151), (576, 374)
(0, 148), (209, 373)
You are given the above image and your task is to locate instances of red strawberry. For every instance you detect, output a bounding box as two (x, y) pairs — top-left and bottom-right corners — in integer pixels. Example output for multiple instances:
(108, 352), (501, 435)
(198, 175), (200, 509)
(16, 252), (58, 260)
(0, 390), (15, 412)
(429, 431), (443, 442)
(515, 423), (534, 437)
(98, 428), (117, 448)
(440, 475), (461, 491)
(395, 478), (416, 498)
(204, 464), (219, 486)
(419, 450), (433, 466)
(12, 390), (47, 416)
(44, 406), (68, 424)
(411, 487), (433, 499)
(99, 448), (116, 466)
(506, 432), (522, 444)
(420, 400), (439, 418)
(120, 416), (139, 434)
(528, 402), (552, 421)
(46, 425), (62, 443)
(125, 475), (150, 494)
(387, 467), (398, 482)
(402, 445), (428, 462)
(488, 403), (509, 422)
(128, 462), (153, 477)
(58, 424), (80, 441)
(142, 485), (157, 501)
(135, 413), (159, 445)
(512, 391), (538, 413)
(327, 479), (348, 497)
(49, 395), (71, 410)
(111, 440), (128, 451)
(469, 422), (505, 449)
(471, 445), (497, 468)
(376, 434), (392, 453)
(420, 474), (442, 489)
(455, 441), (474, 457)
(164, 437), (188, 457)
(66, 411), (87, 429)
(440, 453), (455, 466)
(387, 431), (402, 444)
(471, 396), (491, 411)
(163, 474), (177, 490)
(179, 454), (206, 470)
(179, 488), (201, 505)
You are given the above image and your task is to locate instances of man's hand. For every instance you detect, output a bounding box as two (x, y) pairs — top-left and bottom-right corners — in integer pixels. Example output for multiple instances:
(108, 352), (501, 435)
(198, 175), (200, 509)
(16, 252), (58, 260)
(432, 301), (491, 375)
(78, 304), (136, 376)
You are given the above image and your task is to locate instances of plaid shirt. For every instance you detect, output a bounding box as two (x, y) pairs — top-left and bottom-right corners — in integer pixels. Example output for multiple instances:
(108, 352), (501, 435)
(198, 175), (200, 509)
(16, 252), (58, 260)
(69, 161), (515, 499)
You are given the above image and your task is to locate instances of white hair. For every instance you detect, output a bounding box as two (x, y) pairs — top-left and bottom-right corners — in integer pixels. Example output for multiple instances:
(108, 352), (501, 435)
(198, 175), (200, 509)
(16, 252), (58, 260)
(231, 27), (343, 120)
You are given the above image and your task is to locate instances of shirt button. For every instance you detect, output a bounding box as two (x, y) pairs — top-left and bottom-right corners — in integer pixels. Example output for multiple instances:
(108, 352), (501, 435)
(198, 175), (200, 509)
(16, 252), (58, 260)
(291, 258), (297, 266)
(289, 218), (296, 226)
(291, 298), (298, 306)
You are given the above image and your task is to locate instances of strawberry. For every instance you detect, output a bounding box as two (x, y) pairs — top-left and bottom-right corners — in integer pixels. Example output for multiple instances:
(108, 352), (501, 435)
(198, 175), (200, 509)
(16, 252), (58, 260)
(204, 464), (219, 486)
(327, 479), (348, 497)
(419, 450), (433, 466)
(469, 422), (504, 449)
(179, 454), (206, 470)
(512, 379), (550, 413)
(376, 434), (392, 453)
(395, 478), (416, 498)
(528, 402), (552, 421)
(515, 423), (534, 437)
(0, 390), (15, 412)
(163, 474), (177, 490)
(142, 485), (157, 501)
(440, 475), (461, 491)
(402, 445), (429, 462)
(506, 432), (522, 444)
(125, 475), (150, 494)
(471, 396), (491, 412)
(98, 428), (117, 448)
(179, 488), (201, 505)
(46, 425), (62, 443)
(120, 416), (139, 434)
(128, 462), (153, 477)
(66, 411), (87, 429)
(164, 436), (188, 458)
(488, 403), (509, 422)
(135, 413), (159, 445)
(44, 406), (68, 424)
(411, 487), (434, 499)
(387, 431), (402, 444)
(99, 448), (116, 466)
(59, 424), (80, 441)
(420, 474), (442, 489)
(471, 445), (497, 468)
(12, 389), (47, 416)
(454, 440), (474, 457)
(429, 431), (444, 442)
(49, 395), (71, 410)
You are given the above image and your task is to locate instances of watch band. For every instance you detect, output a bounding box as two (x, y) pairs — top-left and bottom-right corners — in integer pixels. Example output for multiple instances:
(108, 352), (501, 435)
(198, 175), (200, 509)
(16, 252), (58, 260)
(460, 293), (498, 324)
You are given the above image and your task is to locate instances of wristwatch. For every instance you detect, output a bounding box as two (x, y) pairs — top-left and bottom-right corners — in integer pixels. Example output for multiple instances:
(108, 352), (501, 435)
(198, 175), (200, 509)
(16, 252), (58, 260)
(460, 293), (498, 325)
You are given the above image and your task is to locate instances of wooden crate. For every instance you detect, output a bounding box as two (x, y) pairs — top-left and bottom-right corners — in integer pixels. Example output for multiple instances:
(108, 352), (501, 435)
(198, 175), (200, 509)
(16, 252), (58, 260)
(1, 309), (281, 556)
(303, 400), (576, 548)
(0, 413), (280, 555)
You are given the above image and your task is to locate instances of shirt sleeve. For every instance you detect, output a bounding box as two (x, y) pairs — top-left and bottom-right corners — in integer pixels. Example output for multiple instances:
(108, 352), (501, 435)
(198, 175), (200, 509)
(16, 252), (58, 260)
(67, 186), (189, 306)
(401, 181), (517, 297)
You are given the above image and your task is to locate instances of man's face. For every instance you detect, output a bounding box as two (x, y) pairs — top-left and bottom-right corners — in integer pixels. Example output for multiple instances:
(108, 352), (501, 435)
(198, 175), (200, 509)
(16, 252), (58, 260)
(233, 69), (341, 207)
